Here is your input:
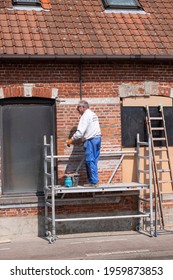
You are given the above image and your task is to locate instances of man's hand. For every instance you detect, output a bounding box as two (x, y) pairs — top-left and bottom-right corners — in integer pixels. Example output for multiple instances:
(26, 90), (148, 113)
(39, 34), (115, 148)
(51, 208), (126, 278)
(66, 138), (73, 147)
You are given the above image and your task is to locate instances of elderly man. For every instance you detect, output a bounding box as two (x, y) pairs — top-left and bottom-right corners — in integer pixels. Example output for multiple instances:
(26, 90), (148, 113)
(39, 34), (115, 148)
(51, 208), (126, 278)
(66, 100), (101, 185)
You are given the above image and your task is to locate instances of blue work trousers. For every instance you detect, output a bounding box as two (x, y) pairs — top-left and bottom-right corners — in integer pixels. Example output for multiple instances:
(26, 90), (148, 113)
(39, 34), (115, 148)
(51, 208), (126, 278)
(83, 137), (101, 184)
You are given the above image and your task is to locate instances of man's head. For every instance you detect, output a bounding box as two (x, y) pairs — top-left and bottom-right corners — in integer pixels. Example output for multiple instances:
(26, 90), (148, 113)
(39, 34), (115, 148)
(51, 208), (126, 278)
(77, 100), (89, 115)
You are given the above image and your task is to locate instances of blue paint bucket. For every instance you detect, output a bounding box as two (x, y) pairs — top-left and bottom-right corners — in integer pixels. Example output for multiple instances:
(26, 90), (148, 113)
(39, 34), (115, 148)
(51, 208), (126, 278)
(65, 176), (73, 187)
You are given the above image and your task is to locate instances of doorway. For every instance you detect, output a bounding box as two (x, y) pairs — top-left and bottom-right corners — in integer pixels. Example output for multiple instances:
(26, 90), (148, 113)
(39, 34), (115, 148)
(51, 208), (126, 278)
(0, 98), (55, 195)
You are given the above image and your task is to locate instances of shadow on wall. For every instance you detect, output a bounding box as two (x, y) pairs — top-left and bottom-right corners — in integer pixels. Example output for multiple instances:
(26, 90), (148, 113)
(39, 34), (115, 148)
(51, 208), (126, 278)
(64, 126), (87, 185)
(37, 197), (45, 237)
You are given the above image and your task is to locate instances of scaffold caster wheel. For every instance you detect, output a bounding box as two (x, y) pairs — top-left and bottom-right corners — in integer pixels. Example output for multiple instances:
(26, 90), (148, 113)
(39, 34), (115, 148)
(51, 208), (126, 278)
(136, 224), (141, 231)
(49, 236), (56, 244)
(45, 231), (51, 237)
(154, 231), (158, 237)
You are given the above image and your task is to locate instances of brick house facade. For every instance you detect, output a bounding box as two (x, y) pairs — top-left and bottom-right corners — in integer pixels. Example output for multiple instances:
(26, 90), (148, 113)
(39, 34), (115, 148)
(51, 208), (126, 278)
(1, 59), (173, 238)
(1, 1), (173, 239)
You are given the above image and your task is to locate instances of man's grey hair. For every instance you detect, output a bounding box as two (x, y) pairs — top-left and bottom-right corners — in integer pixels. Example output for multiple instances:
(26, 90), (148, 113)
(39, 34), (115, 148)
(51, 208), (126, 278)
(78, 100), (89, 108)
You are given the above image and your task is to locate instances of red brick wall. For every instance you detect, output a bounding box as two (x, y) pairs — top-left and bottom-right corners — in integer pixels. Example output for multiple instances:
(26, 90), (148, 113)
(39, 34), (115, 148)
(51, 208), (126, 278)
(56, 101), (121, 185)
(1, 60), (173, 97)
(0, 195), (138, 218)
(0, 59), (173, 219)
(0, 207), (44, 217)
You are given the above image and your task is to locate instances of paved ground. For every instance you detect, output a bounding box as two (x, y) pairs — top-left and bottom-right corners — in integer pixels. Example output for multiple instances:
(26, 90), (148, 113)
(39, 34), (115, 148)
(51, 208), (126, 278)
(0, 230), (173, 260)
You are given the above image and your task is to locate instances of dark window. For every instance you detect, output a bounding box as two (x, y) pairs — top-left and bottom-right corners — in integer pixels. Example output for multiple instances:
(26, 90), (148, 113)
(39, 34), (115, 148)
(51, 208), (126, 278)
(121, 106), (173, 147)
(0, 98), (55, 195)
(12, 0), (41, 6)
(102, 0), (141, 9)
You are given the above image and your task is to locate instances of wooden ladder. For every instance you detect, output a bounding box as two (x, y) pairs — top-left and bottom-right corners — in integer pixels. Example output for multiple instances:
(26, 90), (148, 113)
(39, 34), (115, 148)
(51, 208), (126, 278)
(146, 105), (173, 230)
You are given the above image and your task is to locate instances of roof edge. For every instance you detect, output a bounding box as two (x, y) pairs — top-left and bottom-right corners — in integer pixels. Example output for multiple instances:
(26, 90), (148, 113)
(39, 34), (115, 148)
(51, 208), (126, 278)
(1, 54), (173, 61)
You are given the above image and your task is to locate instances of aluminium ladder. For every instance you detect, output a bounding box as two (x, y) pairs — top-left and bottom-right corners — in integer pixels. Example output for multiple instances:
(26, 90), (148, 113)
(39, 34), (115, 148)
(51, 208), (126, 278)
(146, 105), (173, 230)
(137, 133), (154, 235)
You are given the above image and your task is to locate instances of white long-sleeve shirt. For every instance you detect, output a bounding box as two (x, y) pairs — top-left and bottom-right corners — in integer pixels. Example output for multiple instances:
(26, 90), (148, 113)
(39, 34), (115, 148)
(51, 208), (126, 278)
(72, 109), (101, 141)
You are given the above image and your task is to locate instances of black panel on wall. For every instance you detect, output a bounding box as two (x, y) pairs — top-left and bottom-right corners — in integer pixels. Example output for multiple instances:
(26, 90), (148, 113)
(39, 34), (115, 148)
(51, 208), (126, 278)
(0, 98), (55, 195)
(163, 107), (173, 146)
(121, 106), (173, 147)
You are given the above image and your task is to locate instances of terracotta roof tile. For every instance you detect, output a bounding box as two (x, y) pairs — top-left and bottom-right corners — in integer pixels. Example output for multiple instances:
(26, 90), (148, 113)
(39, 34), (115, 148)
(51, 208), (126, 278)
(1, 0), (173, 58)
(41, 0), (52, 9)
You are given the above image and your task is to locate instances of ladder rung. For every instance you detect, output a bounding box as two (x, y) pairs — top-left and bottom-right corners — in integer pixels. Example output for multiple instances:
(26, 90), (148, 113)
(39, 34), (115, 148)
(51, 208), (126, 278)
(151, 127), (164, 130)
(156, 159), (169, 162)
(161, 191), (173, 194)
(158, 180), (173, 184)
(153, 137), (166, 141)
(154, 147), (168, 151)
(150, 117), (163, 120)
(157, 169), (171, 173)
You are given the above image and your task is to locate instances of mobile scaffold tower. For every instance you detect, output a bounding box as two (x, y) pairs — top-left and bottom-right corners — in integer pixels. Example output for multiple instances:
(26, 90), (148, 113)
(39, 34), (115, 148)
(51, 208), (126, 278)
(44, 134), (153, 243)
